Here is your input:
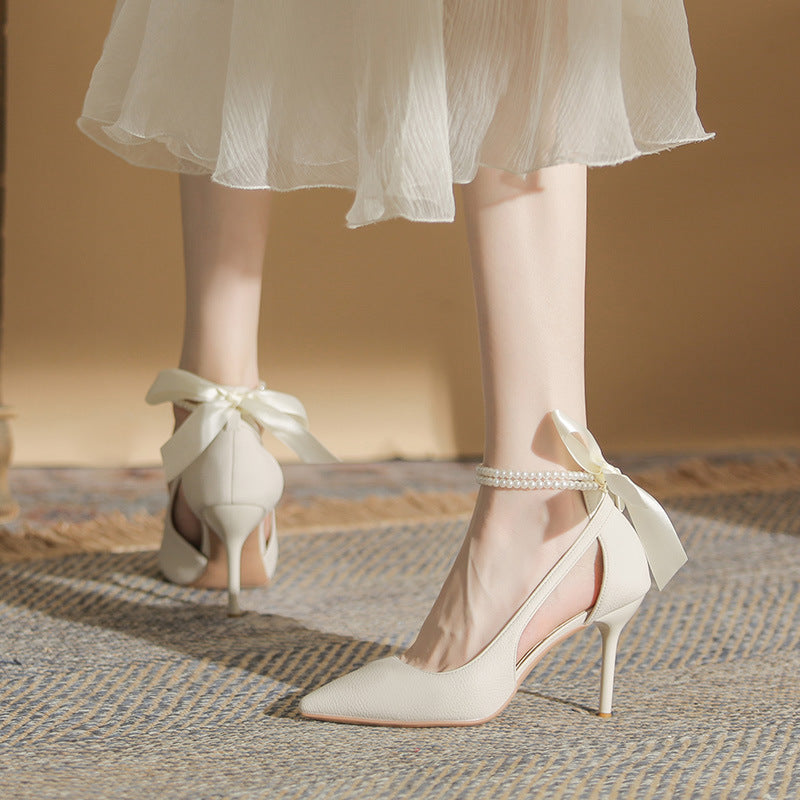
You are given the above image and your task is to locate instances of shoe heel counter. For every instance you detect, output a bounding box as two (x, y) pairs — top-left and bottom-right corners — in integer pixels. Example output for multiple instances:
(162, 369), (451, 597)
(182, 413), (284, 513)
(591, 503), (651, 621)
(230, 418), (284, 508)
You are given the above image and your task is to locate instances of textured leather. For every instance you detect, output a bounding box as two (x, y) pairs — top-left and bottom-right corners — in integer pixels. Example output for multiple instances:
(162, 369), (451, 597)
(158, 477), (209, 585)
(180, 413), (283, 514)
(585, 500), (651, 624)
(157, 414), (282, 585)
(300, 410), (686, 725)
(147, 368), (334, 589)
(300, 494), (657, 725)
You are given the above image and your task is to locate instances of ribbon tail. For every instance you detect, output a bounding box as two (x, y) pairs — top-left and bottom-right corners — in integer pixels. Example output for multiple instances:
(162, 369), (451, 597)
(270, 422), (339, 464)
(241, 392), (339, 464)
(248, 403), (338, 464)
(550, 410), (610, 476)
(605, 473), (687, 590)
(145, 368), (339, 474)
(145, 368), (218, 406)
(160, 403), (233, 482)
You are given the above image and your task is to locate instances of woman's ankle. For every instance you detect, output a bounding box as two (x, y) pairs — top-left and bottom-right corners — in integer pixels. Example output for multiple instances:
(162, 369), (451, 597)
(177, 359), (260, 390)
(482, 408), (586, 477)
(471, 483), (589, 547)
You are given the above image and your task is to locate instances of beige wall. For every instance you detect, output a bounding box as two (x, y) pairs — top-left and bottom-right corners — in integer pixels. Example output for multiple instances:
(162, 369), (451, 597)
(4, 1), (799, 467)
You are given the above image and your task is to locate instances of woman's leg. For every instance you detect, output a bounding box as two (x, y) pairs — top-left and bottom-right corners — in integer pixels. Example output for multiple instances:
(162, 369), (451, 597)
(404, 164), (602, 670)
(170, 175), (273, 545)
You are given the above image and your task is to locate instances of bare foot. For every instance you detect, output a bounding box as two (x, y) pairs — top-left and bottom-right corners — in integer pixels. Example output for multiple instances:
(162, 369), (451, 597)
(402, 485), (602, 671)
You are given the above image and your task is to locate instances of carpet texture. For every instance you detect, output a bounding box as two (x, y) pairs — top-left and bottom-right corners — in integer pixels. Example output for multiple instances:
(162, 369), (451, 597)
(1, 489), (799, 799)
(4, 452), (800, 562)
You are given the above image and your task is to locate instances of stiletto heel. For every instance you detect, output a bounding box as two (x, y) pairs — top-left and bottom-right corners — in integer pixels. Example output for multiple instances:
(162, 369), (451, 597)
(202, 504), (273, 616)
(594, 598), (642, 718)
(300, 410), (687, 726)
(146, 368), (337, 611)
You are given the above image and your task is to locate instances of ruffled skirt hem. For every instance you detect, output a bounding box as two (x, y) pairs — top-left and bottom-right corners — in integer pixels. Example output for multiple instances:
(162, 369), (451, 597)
(79, 0), (713, 228)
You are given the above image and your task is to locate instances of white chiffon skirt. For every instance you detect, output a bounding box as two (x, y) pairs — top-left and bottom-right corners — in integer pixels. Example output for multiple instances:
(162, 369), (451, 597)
(78, 0), (713, 228)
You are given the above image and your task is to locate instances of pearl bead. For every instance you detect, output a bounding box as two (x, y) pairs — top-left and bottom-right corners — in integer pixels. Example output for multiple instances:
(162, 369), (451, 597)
(475, 464), (601, 493)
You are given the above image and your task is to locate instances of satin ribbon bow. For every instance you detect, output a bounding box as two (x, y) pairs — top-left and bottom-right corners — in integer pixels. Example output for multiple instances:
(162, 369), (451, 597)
(145, 369), (339, 482)
(551, 410), (687, 590)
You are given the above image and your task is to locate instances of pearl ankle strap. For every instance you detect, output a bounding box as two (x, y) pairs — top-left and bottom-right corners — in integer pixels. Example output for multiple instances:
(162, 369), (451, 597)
(476, 465), (602, 491)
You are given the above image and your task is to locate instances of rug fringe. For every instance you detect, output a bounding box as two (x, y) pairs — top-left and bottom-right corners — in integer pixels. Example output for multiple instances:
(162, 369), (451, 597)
(630, 454), (800, 498)
(277, 490), (476, 533)
(1, 455), (798, 562)
(0, 492), (476, 563)
(0, 511), (163, 563)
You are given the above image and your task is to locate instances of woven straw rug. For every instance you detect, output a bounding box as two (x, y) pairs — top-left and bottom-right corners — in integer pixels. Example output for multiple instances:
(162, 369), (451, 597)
(1, 461), (799, 799)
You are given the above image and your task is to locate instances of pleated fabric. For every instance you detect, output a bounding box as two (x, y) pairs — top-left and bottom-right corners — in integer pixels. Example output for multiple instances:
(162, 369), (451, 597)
(78, 0), (712, 228)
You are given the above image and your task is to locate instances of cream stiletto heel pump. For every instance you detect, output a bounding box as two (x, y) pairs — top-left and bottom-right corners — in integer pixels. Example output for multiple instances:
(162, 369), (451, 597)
(146, 368), (337, 615)
(299, 410), (687, 725)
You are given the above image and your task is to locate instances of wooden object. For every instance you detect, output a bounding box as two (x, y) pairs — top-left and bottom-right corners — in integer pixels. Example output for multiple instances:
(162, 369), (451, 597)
(0, 0), (18, 523)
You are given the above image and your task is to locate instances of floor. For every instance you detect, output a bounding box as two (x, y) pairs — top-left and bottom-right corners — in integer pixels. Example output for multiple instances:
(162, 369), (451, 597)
(6, 447), (800, 533)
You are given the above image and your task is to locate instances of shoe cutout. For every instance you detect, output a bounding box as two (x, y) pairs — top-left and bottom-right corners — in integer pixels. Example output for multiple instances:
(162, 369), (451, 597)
(299, 410), (685, 725)
(146, 368), (337, 615)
